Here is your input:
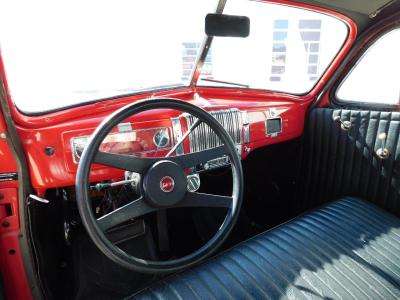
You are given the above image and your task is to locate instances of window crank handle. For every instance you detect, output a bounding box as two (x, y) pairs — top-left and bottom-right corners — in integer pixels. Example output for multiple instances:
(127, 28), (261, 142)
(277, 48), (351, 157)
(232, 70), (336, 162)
(376, 132), (390, 159)
(334, 116), (352, 131)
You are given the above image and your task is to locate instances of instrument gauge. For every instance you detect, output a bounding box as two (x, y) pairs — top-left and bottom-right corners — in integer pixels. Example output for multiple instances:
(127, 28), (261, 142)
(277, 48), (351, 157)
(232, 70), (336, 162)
(153, 129), (170, 148)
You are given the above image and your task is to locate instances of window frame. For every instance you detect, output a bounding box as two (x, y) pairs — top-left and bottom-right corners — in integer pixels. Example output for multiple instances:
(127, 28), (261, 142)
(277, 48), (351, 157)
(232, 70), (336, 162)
(332, 26), (400, 110)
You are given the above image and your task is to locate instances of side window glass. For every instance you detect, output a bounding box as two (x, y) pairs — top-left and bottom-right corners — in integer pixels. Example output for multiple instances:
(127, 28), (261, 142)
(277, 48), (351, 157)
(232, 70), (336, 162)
(337, 29), (400, 105)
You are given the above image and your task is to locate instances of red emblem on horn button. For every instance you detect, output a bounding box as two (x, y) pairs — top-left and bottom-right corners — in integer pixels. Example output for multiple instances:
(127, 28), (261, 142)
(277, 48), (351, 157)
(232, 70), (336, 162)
(160, 176), (175, 193)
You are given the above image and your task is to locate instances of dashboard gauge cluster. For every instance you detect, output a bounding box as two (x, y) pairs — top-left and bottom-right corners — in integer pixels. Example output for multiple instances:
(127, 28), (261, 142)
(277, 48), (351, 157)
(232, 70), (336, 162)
(71, 126), (172, 163)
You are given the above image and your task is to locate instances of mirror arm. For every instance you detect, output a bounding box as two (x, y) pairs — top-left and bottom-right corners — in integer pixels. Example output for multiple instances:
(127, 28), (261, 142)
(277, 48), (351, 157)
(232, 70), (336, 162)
(189, 0), (227, 87)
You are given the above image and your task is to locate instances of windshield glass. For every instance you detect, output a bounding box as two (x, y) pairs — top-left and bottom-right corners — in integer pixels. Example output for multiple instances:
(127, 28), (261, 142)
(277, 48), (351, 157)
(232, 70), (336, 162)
(198, 1), (348, 94)
(0, 0), (348, 114)
(0, 0), (215, 113)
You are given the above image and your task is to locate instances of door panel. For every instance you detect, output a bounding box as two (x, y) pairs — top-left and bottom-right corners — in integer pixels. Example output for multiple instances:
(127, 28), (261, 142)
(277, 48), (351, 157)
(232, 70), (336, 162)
(298, 108), (400, 215)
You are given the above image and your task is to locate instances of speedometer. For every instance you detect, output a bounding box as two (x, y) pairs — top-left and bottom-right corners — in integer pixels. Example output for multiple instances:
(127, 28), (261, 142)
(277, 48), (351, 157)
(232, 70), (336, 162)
(153, 129), (170, 148)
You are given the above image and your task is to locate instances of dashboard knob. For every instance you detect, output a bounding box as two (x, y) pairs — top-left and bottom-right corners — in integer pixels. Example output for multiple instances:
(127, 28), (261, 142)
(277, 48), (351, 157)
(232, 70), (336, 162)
(187, 174), (200, 192)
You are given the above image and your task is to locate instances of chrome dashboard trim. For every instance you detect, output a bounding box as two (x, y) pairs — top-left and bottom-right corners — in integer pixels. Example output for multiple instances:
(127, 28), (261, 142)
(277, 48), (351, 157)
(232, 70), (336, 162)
(184, 108), (243, 157)
(241, 111), (250, 144)
(171, 117), (184, 155)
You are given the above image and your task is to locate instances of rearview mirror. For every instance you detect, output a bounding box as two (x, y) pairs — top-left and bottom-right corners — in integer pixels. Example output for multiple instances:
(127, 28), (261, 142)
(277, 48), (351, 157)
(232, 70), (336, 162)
(205, 13), (250, 38)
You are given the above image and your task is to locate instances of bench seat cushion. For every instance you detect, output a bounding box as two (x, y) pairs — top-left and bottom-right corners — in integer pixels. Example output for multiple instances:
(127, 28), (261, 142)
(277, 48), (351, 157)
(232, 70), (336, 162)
(131, 197), (400, 299)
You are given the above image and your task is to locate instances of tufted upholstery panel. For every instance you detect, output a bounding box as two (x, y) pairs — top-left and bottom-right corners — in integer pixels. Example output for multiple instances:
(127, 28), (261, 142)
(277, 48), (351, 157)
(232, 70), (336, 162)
(298, 109), (400, 215)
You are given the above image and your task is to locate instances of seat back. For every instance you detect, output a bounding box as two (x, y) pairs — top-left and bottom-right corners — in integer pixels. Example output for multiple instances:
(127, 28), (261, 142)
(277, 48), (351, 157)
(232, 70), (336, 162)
(298, 108), (400, 215)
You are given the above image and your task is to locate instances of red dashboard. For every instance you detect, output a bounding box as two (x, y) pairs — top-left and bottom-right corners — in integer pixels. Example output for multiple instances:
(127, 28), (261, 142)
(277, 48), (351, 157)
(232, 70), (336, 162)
(15, 88), (310, 196)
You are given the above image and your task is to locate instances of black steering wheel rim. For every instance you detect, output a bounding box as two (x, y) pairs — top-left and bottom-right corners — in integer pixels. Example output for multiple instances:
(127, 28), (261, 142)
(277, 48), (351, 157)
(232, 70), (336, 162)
(76, 98), (244, 273)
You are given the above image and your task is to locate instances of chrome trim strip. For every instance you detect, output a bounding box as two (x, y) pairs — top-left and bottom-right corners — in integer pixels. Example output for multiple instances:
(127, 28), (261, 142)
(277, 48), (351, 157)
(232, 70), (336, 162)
(0, 172), (18, 182)
(171, 117), (184, 155)
(241, 111), (250, 144)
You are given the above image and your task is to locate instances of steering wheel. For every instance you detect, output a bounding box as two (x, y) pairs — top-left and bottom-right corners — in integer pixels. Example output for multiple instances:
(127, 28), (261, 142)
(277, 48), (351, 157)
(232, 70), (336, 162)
(76, 98), (244, 273)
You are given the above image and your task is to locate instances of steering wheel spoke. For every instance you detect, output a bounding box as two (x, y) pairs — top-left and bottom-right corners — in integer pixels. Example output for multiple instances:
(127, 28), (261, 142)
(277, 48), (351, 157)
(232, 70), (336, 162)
(97, 197), (155, 231)
(97, 192), (232, 232)
(95, 145), (228, 173)
(94, 151), (157, 173)
(178, 192), (233, 208)
(171, 145), (228, 169)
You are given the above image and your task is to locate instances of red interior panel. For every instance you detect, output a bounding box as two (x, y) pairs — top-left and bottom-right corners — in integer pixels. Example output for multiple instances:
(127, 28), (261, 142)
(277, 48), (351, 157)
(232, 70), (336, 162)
(14, 90), (310, 195)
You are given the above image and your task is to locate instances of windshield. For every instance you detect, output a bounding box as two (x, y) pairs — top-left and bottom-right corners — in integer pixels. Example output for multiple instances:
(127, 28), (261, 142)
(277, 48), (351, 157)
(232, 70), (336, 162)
(0, 0), (348, 114)
(198, 1), (348, 94)
(0, 0), (215, 113)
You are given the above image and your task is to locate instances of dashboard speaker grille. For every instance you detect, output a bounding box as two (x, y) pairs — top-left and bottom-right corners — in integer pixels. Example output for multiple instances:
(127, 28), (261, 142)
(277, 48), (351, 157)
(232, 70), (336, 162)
(184, 109), (242, 153)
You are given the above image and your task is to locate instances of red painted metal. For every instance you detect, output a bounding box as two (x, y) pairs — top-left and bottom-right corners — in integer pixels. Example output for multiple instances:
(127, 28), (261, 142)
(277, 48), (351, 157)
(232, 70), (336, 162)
(0, 188), (32, 300)
(0, 114), (32, 299)
(0, 111), (18, 185)
(15, 95), (309, 193)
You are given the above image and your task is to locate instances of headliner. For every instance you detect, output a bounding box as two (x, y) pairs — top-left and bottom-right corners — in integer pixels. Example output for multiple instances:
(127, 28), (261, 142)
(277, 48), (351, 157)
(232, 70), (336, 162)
(287, 0), (399, 33)
(295, 0), (393, 15)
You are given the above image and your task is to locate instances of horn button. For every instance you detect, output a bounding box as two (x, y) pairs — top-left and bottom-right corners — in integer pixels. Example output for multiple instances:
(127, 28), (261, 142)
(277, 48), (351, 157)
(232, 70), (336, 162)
(143, 160), (187, 207)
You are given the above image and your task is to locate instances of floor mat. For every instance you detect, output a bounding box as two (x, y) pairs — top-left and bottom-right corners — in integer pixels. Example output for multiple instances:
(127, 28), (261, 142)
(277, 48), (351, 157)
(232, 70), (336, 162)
(71, 230), (159, 300)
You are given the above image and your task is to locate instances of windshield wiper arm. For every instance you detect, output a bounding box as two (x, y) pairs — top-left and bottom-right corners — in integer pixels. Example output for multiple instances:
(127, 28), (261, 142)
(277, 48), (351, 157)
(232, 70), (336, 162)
(200, 78), (249, 88)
